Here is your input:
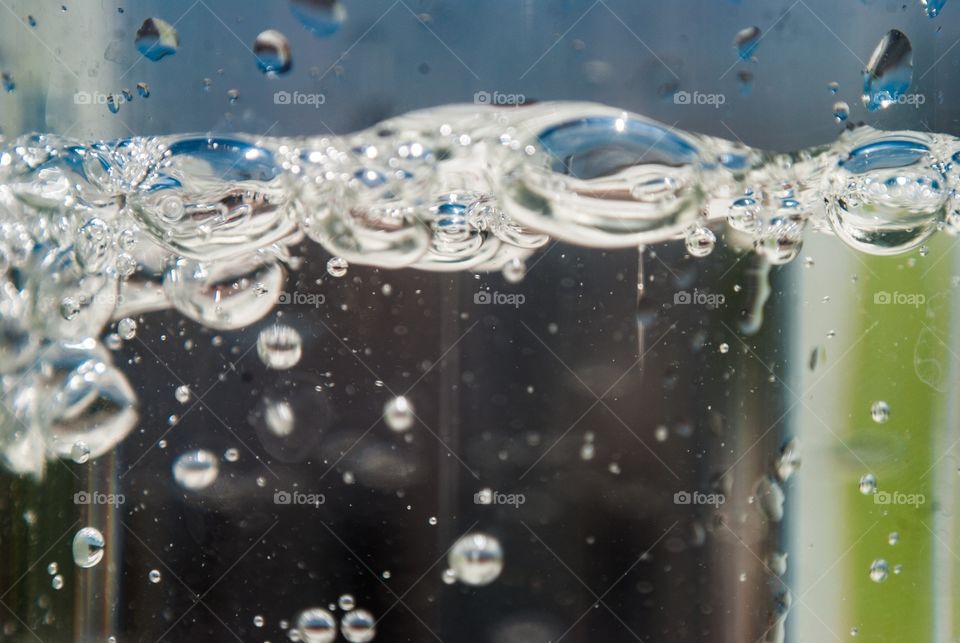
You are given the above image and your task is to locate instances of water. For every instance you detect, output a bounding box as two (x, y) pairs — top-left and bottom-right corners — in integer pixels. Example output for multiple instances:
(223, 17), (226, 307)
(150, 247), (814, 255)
(2, 18), (960, 636)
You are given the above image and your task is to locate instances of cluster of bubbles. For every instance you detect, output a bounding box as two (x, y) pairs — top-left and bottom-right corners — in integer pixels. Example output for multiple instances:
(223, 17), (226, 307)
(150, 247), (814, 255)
(0, 100), (958, 476)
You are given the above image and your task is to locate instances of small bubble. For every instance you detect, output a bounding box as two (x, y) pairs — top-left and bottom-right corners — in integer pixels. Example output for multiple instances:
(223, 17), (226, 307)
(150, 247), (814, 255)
(337, 594), (355, 611)
(870, 400), (890, 423)
(384, 395), (415, 432)
(148, 569), (161, 583)
(341, 609), (376, 642)
(859, 473), (877, 495)
(71, 441), (91, 464)
(72, 527), (105, 568)
(117, 317), (137, 340)
(52, 575), (64, 590)
(254, 29), (292, 75)
(719, 343), (730, 354)
(136, 82), (150, 98)
(888, 531), (899, 545)
(685, 225), (716, 258)
(47, 562), (58, 575)
(327, 256), (349, 277)
(227, 88), (240, 103)
(428, 516), (438, 525)
(253, 615), (265, 628)
(869, 559), (889, 582)
(224, 448), (239, 462)
(174, 384), (191, 404)
(502, 257), (526, 283)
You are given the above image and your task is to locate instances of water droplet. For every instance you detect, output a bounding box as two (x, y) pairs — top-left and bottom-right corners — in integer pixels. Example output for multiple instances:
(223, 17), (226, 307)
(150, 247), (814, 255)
(384, 395), (414, 432)
(859, 473), (877, 494)
(257, 324), (303, 370)
(869, 559), (889, 582)
(117, 317), (137, 340)
(871, 400), (890, 423)
(148, 569), (161, 583)
(448, 532), (504, 586)
(71, 440), (90, 464)
(685, 225), (716, 257)
(290, 0), (347, 38)
(327, 256), (348, 277)
(174, 384), (191, 404)
(135, 18), (179, 61)
(832, 101), (850, 123)
(862, 30), (913, 111)
(337, 594), (355, 611)
(734, 26), (761, 60)
(340, 609), (376, 643)
(254, 30), (292, 75)
(296, 607), (337, 643)
(72, 527), (105, 568)
(172, 449), (219, 490)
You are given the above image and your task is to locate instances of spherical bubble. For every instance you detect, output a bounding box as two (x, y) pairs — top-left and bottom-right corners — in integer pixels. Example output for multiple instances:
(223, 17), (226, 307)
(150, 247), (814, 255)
(685, 225), (716, 258)
(870, 400), (890, 423)
(869, 559), (889, 582)
(72, 527), (105, 568)
(327, 256), (349, 277)
(383, 395), (415, 432)
(174, 384), (191, 404)
(340, 609), (376, 643)
(502, 257), (527, 283)
(257, 324), (303, 370)
(448, 532), (504, 586)
(172, 449), (219, 490)
(253, 30), (292, 75)
(297, 607), (337, 643)
(859, 473), (877, 495)
(148, 569), (161, 583)
(71, 440), (91, 464)
(337, 594), (356, 611)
